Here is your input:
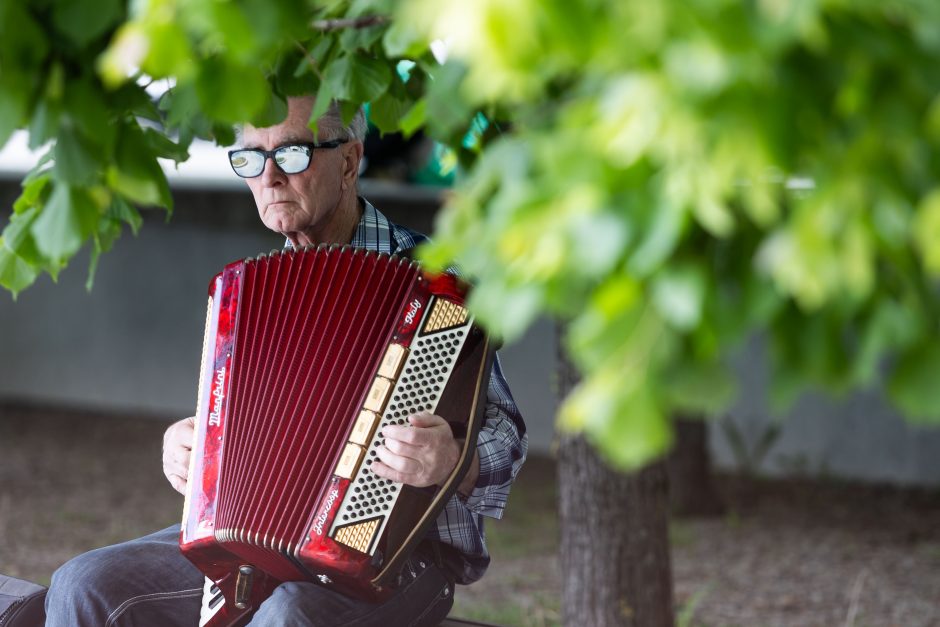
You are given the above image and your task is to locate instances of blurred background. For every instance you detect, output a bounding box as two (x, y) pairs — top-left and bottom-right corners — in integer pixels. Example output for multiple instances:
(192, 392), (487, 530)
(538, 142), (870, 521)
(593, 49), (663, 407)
(2, 130), (939, 626)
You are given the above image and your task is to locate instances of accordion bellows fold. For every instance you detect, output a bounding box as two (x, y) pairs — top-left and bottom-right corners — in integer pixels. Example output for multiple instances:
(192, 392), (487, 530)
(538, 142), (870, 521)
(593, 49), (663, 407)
(180, 245), (493, 627)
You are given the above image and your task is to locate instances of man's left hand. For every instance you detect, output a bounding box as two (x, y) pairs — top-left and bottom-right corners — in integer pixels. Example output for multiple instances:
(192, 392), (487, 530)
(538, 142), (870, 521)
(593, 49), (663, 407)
(372, 412), (460, 488)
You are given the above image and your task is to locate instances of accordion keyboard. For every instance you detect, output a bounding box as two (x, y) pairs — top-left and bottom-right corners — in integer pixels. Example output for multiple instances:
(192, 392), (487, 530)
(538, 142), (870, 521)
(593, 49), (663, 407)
(329, 300), (472, 554)
(199, 577), (224, 627)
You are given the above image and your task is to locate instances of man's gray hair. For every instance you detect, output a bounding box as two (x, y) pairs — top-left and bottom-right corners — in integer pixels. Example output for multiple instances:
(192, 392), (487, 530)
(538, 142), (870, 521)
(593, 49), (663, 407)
(318, 101), (368, 142)
(234, 98), (367, 145)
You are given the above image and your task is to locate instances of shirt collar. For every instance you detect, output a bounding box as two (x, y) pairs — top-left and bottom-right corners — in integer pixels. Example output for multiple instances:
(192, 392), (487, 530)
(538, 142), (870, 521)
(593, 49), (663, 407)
(283, 197), (395, 253)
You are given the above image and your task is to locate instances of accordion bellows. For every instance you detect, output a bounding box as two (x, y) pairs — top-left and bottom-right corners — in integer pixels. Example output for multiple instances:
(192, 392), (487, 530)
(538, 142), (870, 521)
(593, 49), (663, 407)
(180, 246), (493, 627)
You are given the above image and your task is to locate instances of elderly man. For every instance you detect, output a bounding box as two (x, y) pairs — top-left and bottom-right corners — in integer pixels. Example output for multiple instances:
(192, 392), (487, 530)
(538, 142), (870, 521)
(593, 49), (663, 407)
(43, 96), (527, 626)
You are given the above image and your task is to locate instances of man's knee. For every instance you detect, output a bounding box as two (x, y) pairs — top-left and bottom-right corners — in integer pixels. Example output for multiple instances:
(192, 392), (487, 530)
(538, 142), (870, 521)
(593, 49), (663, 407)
(45, 549), (113, 620)
(49, 552), (92, 600)
(249, 582), (316, 627)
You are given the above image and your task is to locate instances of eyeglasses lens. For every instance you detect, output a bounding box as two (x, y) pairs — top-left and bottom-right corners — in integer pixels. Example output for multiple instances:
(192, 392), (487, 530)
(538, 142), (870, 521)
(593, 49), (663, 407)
(230, 150), (265, 177)
(274, 145), (311, 174)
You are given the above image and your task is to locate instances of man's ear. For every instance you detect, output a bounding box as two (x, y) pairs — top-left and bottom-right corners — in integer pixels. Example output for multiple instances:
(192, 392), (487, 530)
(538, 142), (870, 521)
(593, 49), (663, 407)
(342, 141), (365, 184)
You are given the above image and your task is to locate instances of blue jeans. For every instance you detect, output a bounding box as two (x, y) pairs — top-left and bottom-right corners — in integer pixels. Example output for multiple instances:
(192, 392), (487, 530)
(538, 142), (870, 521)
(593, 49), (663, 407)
(45, 525), (454, 626)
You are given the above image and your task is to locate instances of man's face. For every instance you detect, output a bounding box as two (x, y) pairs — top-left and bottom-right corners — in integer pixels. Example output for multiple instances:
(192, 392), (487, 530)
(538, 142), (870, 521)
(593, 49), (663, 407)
(239, 97), (362, 246)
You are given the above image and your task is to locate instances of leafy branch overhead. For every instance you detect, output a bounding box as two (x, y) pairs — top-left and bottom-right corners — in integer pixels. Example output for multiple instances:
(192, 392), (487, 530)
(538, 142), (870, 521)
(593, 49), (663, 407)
(2, 0), (940, 464)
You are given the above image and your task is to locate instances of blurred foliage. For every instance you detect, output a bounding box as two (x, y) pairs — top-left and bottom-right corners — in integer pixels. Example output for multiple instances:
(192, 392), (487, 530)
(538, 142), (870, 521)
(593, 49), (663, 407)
(1, 0), (939, 466)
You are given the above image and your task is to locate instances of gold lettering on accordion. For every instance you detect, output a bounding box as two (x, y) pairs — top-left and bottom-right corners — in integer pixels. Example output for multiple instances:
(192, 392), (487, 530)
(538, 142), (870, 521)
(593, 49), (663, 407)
(421, 298), (468, 335)
(350, 410), (379, 446)
(332, 518), (381, 554)
(335, 443), (365, 479)
(377, 344), (408, 380)
(363, 377), (393, 413)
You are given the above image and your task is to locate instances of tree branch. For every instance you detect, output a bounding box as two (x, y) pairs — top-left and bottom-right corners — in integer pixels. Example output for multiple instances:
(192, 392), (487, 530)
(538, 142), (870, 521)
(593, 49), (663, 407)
(311, 15), (390, 31)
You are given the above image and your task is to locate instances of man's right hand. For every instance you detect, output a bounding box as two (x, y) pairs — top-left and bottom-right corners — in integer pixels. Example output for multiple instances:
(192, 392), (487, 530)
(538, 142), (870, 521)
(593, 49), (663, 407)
(163, 416), (195, 495)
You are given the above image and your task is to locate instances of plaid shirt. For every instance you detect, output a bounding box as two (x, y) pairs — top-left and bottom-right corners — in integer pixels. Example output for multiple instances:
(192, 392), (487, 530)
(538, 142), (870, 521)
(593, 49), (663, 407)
(290, 199), (528, 584)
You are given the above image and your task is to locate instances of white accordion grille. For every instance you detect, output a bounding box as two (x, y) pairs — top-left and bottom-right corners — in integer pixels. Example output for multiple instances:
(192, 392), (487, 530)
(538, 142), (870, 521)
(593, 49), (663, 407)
(329, 317), (472, 553)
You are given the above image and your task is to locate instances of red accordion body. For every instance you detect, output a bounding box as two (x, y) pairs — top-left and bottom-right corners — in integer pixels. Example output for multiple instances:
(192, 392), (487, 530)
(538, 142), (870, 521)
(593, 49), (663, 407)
(180, 246), (492, 627)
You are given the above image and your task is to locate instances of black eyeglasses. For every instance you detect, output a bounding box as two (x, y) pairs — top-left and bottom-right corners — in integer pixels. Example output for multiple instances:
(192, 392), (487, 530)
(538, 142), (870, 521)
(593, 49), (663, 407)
(228, 140), (347, 178)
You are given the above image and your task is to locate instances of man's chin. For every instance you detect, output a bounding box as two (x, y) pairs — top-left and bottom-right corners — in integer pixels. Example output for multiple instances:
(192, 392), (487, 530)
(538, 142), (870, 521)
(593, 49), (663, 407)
(261, 210), (299, 234)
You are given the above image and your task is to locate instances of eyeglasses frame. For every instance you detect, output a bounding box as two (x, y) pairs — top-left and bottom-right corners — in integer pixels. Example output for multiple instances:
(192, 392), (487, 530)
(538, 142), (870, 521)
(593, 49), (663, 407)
(227, 139), (348, 178)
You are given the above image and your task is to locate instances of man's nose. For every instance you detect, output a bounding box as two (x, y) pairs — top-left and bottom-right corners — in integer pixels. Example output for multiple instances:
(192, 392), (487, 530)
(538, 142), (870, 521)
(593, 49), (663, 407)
(259, 157), (285, 186)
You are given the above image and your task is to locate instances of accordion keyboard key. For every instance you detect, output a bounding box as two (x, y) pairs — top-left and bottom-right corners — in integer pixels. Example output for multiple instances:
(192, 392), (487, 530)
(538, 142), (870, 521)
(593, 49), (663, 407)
(199, 577), (224, 627)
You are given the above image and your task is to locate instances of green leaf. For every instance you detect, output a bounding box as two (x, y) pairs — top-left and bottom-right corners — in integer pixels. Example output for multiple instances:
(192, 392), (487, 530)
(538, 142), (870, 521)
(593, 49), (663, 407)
(64, 79), (115, 154)
(425, 61), (474, 140)
(467, 280), (543, 344)
(0, 2), (49, 74)
(143, 129), (190, 163)
(0, 74), (31, 149)
(107, 196), (143, 235)
(275, 48), (321, 97)
(323, 53), (391, 104)
(399, 98), (427, 138)
(141, 21), (195, 80)
(309, 82), (336, 137)
(28, 100), (61, 150)
(383, 18), (428, 58)
(196, 57), (269, 124)
(629, 197), (688, 277)
(86, 217), (122, 291)
(560, 369), (673, 468)
(13, 174), (51, 214)
(913, 189), (940, 275)
(663, 361), (737, 415)
(2, 207), (40, 253)
(31, 184), (99, 260)
(651, 264), (707, 331)
(888, 342), (940, 424)
(54, 128), (99, 186)
(111, 83), (162, 123)
(107, 124), (173, 209)
(22, 149), (55, 187)
(251, 91), (289, 129)
(52, 0), (123, 49)
(339, 22), (385, 52)
(0, 246), (40, 296)
(568, 210), (629, 276)
(369, 92), (408, 134)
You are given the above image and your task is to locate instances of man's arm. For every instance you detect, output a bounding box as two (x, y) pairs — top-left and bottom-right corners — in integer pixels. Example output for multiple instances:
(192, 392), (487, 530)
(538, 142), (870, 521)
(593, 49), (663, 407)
(454, 357), (527, 518)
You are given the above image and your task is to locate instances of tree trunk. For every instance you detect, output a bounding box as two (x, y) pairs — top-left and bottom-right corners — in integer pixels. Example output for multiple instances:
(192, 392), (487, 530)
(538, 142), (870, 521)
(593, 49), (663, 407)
(667, 416), (726, 517)
(556, 328), (675, 627)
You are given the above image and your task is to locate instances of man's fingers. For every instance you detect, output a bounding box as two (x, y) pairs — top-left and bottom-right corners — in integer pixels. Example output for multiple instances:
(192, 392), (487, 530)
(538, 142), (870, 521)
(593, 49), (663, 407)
(382, 437), (421, 458)
(374, 446), (422, 475)
(408, 412), (446, 428)
(370, 460), (407, 484)
(167, 473), (187, 495)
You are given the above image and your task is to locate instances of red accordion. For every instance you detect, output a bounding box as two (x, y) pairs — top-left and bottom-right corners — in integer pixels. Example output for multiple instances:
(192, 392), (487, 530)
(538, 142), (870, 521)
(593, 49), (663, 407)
(180, 246), (492, 627)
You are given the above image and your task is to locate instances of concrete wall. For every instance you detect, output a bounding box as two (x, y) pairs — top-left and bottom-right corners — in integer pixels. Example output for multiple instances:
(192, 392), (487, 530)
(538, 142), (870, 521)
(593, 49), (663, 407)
(710, 338), (940, 486)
